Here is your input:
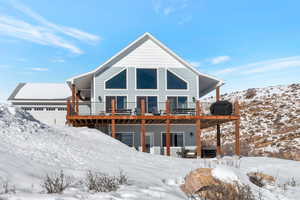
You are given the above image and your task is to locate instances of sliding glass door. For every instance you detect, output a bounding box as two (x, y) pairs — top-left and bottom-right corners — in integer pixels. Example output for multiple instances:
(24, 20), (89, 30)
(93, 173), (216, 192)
(106, 96), (127, 111)
(167, 96), (188, 112)
(136, 96), (158, 113)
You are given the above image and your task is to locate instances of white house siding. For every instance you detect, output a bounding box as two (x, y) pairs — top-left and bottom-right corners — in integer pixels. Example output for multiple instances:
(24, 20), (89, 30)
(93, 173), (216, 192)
(28, 109), (67, 126)
(112, 39), (185, 68)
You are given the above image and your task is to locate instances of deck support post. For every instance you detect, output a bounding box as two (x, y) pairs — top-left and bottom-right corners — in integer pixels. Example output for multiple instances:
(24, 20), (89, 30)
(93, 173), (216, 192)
(71, 84), (76, 114)
(111, 99), (116, 139)
(141, 99), (146, 152)
(66, 99), (71, 125)
(75, 92), (79, 115)
(234, 100), (241, 157)
(195, 100), (202, 158)
(165, 100), (171, 156)
(216, 86), (222, 158)
(216, 125), (221, 157)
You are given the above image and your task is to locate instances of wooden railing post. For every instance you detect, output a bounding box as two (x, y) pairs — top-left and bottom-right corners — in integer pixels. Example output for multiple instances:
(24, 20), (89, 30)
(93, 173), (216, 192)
(165, 100), (171, 156)
(234, 100), (241, 157)
(141, 99), (146, 152)
(71, 84), (76, 111)
(75, 92), (79, 115)
(66, 99), (71, 125)
(216, 86), (220, 101)
(216, 86), (222, 158)
(195, 100), (202, 158)
(111, 98), (116, 139)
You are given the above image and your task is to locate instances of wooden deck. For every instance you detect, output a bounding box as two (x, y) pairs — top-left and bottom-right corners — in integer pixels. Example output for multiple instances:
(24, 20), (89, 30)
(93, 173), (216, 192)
(66, 85), (241, 158)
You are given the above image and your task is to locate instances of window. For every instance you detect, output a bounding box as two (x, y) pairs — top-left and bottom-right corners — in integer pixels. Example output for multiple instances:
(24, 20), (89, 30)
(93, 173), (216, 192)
(106, 96), (127, 111)
(167, 96), (188, 112)
(34, 107), (44, 111)
(136, 68), (157, 89)
(137, 96), (158, 113)
(105, 69), (126, 89)
(22, 107), (32, 111)
(162, 133), (184, 147)
(116, 133), (134, 147)
(58, 108), (67, 111)
(46, 108), (56, 111)
(167, 70), (187, 90)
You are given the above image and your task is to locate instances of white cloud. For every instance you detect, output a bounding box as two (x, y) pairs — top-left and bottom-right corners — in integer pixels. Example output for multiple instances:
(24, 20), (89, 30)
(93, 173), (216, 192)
(178, 15), (192, 25)
(52, 58), (65, 63)
(189, 61), (201, 68)
(210, 56), (231, 65)
(0, 0), (100, 54)
(152, 0), (189, 16)
(214, 56), (300, 75)
(31, 67), (48, 71)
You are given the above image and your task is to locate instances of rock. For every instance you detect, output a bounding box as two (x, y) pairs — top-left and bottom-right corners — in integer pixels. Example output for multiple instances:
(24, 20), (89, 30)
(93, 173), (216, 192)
(180, 168), (218, 195)
(181, 168), (255, 200)
(247, 172), (275, 187)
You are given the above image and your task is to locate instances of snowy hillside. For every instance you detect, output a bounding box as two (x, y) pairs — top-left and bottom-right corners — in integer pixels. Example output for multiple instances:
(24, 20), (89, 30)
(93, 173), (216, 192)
(203, 83), (300, 161)
(0, 104), (300, 199)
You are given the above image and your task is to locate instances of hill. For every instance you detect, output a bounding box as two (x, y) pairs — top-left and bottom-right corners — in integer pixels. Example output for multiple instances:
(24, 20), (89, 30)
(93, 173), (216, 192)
(203, 83), (300, 161)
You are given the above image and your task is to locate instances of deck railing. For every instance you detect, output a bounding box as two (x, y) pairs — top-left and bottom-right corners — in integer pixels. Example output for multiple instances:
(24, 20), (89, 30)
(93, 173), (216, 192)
(67, 100), (239, 117)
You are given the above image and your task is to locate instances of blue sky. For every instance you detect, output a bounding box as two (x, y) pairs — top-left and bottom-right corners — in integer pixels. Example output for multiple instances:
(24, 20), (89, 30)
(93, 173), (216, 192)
(0, 0), (300, 101)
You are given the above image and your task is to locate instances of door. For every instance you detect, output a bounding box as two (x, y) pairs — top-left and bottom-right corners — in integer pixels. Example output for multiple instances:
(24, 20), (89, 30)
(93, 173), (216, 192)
(145, 132), (154, 153)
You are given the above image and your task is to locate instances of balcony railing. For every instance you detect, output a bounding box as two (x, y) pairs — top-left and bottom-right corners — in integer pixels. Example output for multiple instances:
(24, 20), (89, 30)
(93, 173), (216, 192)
(67, 100), (239, 117)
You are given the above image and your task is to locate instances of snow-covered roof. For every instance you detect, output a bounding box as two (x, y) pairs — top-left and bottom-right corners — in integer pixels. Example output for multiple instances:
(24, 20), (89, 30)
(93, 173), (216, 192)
(8, 83), (71, 101)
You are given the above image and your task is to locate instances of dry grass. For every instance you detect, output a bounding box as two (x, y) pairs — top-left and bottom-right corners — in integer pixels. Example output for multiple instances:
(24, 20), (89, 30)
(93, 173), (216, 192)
(41, 170), (73, 194)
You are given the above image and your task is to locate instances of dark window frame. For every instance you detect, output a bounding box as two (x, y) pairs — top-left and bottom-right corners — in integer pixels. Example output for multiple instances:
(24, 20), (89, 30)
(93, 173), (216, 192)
(167, 96), (188, 112)
(166, 70), (188, 90)
(136, 68), (158, 90)
(161, 132), (184, 147)
(116, 132), (134, 147)
(136, 96), (158, 113)
(105, 96), (127, 112)
(105, 69), (127, 89)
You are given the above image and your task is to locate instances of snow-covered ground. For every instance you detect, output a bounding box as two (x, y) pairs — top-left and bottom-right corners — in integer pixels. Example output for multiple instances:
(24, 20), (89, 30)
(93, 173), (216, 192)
(0, 104), (299, 200)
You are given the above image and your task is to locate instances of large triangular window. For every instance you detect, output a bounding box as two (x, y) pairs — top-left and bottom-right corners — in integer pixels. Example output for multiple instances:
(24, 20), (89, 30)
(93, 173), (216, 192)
(105, 69), (127, 89)
(167, 70), (187, 90)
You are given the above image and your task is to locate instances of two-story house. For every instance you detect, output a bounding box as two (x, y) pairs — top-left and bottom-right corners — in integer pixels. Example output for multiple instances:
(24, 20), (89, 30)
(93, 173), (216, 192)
(9, 33), (241, 157)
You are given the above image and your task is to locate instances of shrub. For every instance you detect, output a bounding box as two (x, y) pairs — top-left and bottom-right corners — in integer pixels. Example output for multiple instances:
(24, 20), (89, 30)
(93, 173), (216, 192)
(85, 170), (128, 192)
(41, 170), (73, 193)
(0, 181), (15, 194)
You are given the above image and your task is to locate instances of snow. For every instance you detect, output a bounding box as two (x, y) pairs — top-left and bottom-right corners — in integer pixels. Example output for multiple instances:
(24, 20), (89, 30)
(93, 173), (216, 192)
(0, 104), (300, 200)
(212, 166), (239, 183)
(14, 83), (71, 100)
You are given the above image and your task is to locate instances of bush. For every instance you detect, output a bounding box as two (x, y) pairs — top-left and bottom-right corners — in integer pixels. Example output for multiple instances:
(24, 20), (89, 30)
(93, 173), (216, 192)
(85, 170), (128, 192)
(0, 181), (15, 194)
(41, 170), (73, 194)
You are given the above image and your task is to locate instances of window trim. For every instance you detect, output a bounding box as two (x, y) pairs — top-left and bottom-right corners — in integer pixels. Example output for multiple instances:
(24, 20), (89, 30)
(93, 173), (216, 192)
(160, 132), (185, 147)
(104, 68), (128, 90)
(104, 95), (128, 112)
(165, 69), (189, 91)
(114, 132), (135, 147)
(135, 67), (159, 91)
(135, 95), (159, 113)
